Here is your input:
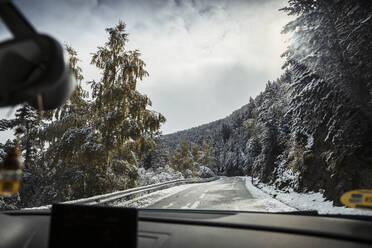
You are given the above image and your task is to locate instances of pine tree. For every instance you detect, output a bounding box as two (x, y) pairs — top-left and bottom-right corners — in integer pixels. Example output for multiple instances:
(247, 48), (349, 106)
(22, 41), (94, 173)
(14, 104), (41, 168)
(221, 124), (231, 142)
(191, 143), (201, 171)
(191, 144), (200, 160)
(280, 0), (372, 122)
(200, 140), (216, 170)
(88, 21), (165, 191)
(142, 136), (169, 169)
(0, 103), (41, 169)
(0, 119), (17, 132)
(169, 138), (194, 176)
(90, 21), (165, 165)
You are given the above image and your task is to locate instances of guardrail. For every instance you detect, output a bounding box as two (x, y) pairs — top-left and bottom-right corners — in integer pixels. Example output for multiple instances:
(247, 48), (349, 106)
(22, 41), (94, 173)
(63, 177), (219, 206)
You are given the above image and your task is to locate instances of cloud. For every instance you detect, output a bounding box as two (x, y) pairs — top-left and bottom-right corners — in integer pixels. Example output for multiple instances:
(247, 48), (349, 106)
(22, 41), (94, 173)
(0, 0), (291, 142)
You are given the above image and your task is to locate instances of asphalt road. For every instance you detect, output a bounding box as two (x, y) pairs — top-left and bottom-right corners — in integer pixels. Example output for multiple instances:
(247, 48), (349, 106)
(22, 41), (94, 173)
(147, 177), (255, 210)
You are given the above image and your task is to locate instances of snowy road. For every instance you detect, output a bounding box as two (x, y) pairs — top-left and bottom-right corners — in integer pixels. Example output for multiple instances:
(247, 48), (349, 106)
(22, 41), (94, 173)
(148, 177), (252, 210)
(116, 177), (294, 212)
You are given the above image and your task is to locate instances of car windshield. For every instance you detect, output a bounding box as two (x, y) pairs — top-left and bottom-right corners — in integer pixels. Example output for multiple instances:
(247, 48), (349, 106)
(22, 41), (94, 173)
(0, 0), (371, 216)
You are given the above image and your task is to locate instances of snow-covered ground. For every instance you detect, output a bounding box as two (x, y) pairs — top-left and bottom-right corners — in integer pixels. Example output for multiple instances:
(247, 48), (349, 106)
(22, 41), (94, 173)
(138, 165), (184, 186)
(247, 176), (372, 216)
(138, 165), (216, 186)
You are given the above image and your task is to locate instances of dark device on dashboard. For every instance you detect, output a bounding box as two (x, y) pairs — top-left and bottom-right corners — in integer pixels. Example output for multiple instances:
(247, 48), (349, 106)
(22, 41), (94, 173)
(49, 204), (138, 248)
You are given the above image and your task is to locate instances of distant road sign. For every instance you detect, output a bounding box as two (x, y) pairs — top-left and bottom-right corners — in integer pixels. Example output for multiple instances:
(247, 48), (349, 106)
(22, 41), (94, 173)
(340, 189), (372, 210)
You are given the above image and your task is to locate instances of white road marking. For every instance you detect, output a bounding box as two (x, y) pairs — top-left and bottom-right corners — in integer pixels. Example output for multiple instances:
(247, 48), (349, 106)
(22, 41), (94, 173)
(199, 193), (206, 199)
(162, 202), (174, 209)
(190, 201), (200, 209)
(181, 203), (191, 209)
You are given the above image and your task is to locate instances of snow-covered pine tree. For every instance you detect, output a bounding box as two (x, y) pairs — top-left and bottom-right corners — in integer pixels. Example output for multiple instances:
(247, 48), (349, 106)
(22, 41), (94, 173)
(0, 103), (41, 169)
(279, 0), (372, 202)
(14, 104), (41, 168)
(280, 0), (372, 122)
(89, 21), (166, 191)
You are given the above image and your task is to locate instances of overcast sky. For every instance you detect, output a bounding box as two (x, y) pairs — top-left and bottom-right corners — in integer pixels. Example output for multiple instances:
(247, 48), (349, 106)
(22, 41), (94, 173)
(0, 0), (291, 142)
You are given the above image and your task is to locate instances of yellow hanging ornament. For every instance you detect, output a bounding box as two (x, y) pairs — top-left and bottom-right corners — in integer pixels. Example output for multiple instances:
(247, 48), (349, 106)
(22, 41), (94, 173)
(0, 127), (24, 196)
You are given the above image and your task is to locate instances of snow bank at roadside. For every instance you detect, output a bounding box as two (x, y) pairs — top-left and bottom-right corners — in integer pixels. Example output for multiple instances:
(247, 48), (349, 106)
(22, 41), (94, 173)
(243, 177), (295, 212)
(138, 165), (184, 186)
(246, 176), (372, 216)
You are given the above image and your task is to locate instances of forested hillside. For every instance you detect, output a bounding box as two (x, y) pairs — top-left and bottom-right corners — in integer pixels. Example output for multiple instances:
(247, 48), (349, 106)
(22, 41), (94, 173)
(155, 0), (372, 204)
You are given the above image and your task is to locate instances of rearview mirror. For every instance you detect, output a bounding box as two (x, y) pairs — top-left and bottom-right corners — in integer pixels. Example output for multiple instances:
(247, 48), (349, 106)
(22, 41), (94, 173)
(0, 34), (76, 110)
(0, 0), (76, 110)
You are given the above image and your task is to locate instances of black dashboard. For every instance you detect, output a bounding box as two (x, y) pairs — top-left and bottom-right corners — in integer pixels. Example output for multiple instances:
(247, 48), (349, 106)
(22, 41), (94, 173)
(1, 206), (372, 248)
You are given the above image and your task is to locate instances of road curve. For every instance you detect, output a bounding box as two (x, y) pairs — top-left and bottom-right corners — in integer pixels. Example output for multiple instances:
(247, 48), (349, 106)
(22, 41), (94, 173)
(116, 177), (294, 211)
(148, 177), (256, 210)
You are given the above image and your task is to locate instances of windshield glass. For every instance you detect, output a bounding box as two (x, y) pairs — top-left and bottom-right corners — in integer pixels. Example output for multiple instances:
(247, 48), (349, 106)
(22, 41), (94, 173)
(0, 0), (371, 216)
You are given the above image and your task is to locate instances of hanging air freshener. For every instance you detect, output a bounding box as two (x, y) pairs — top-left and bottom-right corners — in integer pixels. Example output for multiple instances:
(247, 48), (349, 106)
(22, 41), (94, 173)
(0, 128), (24, 196)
